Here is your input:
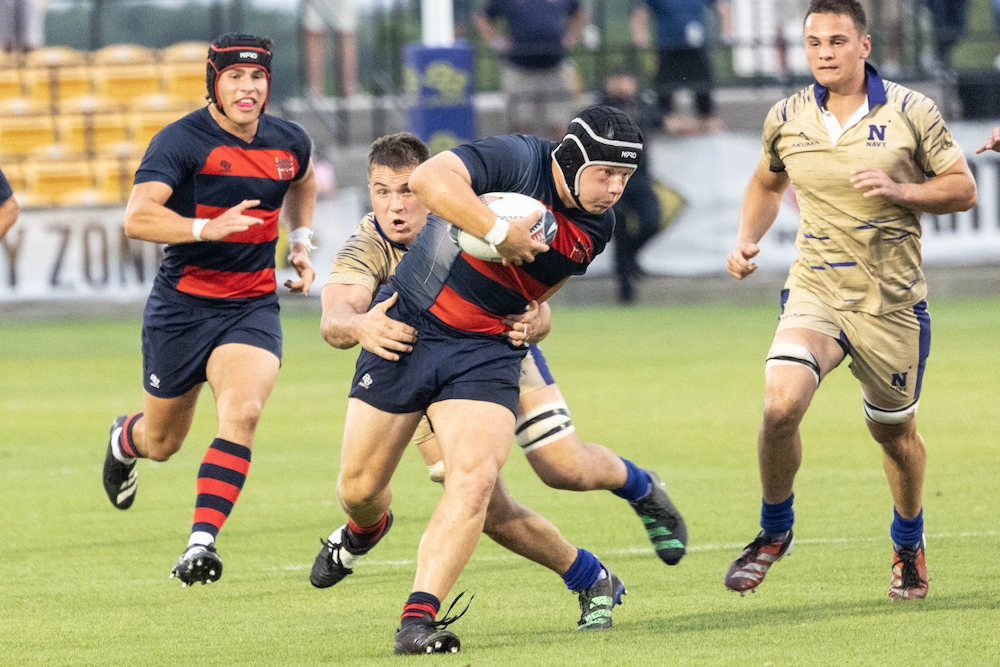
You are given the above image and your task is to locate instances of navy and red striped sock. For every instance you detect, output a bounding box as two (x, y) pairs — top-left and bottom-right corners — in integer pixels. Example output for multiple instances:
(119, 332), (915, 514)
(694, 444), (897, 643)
(400, 591), (440, 628)
(116, 412), (144, 459)
(345, 512), (390, 553)
(190, 438), (251, 546)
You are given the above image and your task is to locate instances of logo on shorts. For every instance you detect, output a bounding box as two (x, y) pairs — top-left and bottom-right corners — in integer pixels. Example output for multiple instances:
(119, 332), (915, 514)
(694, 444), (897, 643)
(891, 372), (908, 388)
(149, 374), (160, 389)
(275, 157), (295, 180)
(358, 373), (373, 389)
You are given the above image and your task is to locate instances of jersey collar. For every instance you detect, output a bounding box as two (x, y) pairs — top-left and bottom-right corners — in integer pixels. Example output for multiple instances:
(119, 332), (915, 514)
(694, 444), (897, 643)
(371, 214), (409, 251)
(812, 62), (887, 109)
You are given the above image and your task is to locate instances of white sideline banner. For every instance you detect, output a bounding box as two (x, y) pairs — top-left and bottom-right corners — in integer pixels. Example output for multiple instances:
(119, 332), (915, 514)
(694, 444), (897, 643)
(631, 120), (1000, 277)
(0, 189), (365, 303)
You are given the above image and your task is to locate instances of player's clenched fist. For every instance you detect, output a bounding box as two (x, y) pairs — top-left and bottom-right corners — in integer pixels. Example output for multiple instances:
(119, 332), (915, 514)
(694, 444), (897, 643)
(200, 199), (264, 240)
(498, 210), (549, 266)
(728, 241), (760, 279)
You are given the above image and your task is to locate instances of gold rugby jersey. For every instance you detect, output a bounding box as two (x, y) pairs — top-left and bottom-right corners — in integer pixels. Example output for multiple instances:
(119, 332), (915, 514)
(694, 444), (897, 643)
(324, 212), (408, 294)
(761, 64), (964, 315)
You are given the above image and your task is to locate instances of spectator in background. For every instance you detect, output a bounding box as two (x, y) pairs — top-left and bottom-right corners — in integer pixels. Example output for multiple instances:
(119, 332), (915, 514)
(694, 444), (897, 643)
(0, 0), (47, 52)
(474, 0), (584, 139)
(303, 0), (358, 97)
(0, 167), (19, 240)
(632, 0), (732, 136)
(602, 71), (663, 303)
(923, 0), (968, 74)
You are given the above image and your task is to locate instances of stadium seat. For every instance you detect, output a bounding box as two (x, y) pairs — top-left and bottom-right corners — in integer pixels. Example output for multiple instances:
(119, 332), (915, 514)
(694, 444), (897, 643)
(0, 96), (48, 116)
(160, 41), (210, 103)
(93, 64), (163, 105)
(59, 112), (129, 154)
(24, 160), (95, 206)
(0, 115), (56, 157)
(94, 157), (140, 204)
(130, 109), (188, 149)
(0, 162), (27, 194)
(0, 68), (23, 100)
(93, 44), (157, 66)
(61, 95), (123, 114)
(129, 92), (199, 114)
(24, 66), (93, 105)
(24, 46), (88, 68)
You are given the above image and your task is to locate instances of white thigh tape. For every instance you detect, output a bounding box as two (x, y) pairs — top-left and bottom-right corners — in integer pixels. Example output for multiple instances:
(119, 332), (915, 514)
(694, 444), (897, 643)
(863, 397), (919, 425)
(766, 342), (821, 386)
(515, 400), (574, 453)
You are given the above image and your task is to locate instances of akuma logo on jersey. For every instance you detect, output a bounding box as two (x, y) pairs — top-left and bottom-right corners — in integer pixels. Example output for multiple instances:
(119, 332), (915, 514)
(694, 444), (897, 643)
(275, 157), (295, 180)
(220, 160), (232, 173)
(867, 124), (888, 147)
(790, 131), (820, 148)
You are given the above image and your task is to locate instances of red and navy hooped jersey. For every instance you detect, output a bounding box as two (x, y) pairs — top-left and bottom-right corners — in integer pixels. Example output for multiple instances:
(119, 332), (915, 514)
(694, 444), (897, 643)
(135, 107), (311, 303)
(385, 133), (615, 336)
(0, 167), (12, 205)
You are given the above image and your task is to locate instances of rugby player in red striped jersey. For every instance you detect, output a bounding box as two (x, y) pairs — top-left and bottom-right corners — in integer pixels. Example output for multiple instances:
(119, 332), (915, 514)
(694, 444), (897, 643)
(101, 33), (316, 587)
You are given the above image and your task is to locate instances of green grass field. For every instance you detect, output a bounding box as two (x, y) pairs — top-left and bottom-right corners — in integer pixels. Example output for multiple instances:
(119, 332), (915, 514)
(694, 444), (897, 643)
(2, 298), (998, 666)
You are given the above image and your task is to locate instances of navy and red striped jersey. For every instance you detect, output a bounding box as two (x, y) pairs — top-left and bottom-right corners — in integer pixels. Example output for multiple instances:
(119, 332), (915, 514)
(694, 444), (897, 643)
(0, 167), (12, 205)
(385, 133), (615, 335)
(135, 107), (311, 303)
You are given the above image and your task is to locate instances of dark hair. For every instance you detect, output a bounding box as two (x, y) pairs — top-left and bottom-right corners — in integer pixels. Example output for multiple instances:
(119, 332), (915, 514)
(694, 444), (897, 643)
(206, 33), (273, 105)
(368, 132), (430, 174)
(805, 0), (867, 35)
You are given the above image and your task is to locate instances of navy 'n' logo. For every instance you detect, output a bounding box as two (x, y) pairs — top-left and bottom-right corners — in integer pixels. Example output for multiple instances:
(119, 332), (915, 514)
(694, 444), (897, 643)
(868, 124), (887, 141)
(891, 372), (908, 388)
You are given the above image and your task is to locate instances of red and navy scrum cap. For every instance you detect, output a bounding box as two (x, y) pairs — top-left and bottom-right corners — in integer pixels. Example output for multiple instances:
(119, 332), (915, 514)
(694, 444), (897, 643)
(206, 33), (273, 113)
(552, 105), (643, 206)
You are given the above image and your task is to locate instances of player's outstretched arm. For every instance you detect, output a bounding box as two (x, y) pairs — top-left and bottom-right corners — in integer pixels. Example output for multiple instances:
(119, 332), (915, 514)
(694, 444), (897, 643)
(124, 181), (262, 244)
(850, 157), (976, 215)
(282, 159), (317, 295)
(320, 286), (417, 361)
(0, 195), (19, 241)
(728, 162), (789, 280)
(409, 151), (548, 265)
(976, 125), (1000, 154)
(502, 300), (551, 346)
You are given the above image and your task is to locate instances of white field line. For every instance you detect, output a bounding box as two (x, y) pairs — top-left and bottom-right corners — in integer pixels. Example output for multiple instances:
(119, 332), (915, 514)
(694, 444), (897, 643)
(277, 530), (1000, 571)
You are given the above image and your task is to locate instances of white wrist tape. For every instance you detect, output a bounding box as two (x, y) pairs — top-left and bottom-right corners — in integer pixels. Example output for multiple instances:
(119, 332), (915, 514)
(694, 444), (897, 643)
(191, 217), (210, 242)
(482, 217), (509, 251)
(287, 227), (316, 250)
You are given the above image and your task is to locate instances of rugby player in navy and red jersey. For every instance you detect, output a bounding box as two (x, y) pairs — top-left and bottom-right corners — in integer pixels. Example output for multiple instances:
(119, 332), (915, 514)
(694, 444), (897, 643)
(320, 106), (646, 654)
(100, 33), (316, 587)
(0, 167), (18, 240)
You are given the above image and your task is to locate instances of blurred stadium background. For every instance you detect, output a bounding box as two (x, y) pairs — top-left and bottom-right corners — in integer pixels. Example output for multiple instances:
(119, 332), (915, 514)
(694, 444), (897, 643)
(1, 0), (999, 309)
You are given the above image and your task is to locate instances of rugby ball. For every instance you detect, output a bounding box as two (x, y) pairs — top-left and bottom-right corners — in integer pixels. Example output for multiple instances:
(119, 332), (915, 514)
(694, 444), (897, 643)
(448, 192), (557, 262)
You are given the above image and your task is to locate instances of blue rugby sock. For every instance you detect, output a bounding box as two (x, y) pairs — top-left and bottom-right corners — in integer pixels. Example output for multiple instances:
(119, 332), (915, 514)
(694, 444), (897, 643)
(562, 549), (605, 591)
(611, 458), (650, 502)
(400, 591), (440, 627)
(760, 494), (795, 535)
(890, 508), (923, 547)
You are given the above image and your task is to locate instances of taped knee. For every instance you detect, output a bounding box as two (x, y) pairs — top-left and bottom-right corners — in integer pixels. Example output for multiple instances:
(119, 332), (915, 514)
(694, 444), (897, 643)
(515, 400), (575, 454)
(766, 342), (820, 386)
(863, 397), (919, 425)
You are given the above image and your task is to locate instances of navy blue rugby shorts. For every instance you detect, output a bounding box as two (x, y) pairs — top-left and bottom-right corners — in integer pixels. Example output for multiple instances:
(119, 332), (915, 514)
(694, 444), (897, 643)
(141, 289), (282, 398)
(349, 305), (526, 415)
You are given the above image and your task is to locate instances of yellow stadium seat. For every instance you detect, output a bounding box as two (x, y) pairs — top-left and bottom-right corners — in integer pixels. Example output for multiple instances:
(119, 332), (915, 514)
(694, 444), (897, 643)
(0, 68), (23, 99)
(93, 44), (156, 66)
(24, 160), (95, 206)
(160, 41), (210, 63)
(59, 112), (129, 154)
(0, 50), (24, 69)
(1, 162), (27, 193)
(24, 66), (92, 104)
(93, 64), (163, 105)
(93, 158), (138, 203)
(129, 92), (199, 113)
(24, 46), (88, 68)
(0, 115), (56, 157)
(61, 94), (123, 114)
(130, 109), (187, 149)
(0, 96), (48, 116)
(163, 61), (207, 103)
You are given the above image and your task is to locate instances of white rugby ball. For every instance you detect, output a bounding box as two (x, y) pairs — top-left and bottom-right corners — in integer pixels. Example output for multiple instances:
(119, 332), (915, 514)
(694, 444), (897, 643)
(448, 192), (558, 262)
